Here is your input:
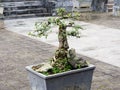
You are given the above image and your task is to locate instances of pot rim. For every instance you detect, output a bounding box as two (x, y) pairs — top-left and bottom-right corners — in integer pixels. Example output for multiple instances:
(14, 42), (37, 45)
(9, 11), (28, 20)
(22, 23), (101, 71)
(26, 64), (95, 79)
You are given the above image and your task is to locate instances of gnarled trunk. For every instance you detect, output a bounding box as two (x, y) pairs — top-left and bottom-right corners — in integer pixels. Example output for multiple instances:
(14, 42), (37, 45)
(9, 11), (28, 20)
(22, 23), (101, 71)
(58, 25), (69, 50)
(54, 25), (69, 60)
(51, 25), (70, 69)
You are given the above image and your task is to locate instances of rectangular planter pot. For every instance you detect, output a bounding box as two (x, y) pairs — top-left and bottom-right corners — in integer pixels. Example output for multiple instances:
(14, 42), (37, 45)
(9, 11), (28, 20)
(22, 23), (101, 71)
(26, 64), (95, 90)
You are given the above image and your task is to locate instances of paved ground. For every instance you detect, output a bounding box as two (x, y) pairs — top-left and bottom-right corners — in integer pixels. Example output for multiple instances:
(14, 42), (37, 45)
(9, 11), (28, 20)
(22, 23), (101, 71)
(87, 12), (120, 30)
(0, 21), (120, 90)
(4, 17), (120, 67)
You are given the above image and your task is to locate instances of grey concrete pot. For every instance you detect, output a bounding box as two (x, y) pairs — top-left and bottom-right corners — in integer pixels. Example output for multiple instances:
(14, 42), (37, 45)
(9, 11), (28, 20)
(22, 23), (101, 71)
(26, 64), (95, 90)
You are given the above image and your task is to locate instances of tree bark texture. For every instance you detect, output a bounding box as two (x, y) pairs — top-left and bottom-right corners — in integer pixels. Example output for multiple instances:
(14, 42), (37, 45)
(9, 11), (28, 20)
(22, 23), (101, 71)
(58, 25), (69, 50)
(54, 25), (69, 60)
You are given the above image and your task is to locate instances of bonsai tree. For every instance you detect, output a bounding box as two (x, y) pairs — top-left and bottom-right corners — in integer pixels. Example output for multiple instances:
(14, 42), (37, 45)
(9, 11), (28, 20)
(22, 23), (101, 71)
(29, 8), (88, 75)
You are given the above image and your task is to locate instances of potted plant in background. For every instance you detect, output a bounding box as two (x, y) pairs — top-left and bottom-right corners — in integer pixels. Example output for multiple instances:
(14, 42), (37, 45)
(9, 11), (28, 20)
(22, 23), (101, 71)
(26, 8), (95, 90)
